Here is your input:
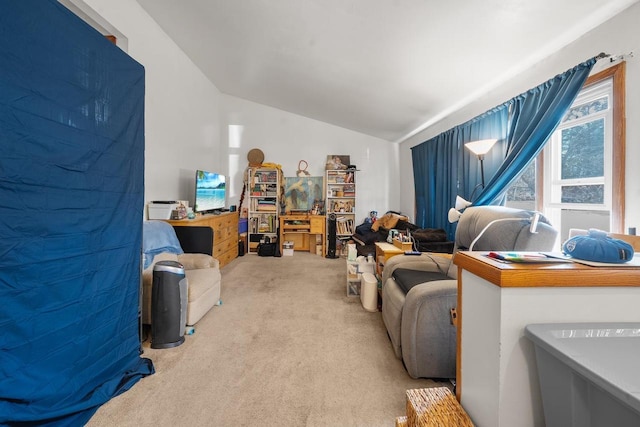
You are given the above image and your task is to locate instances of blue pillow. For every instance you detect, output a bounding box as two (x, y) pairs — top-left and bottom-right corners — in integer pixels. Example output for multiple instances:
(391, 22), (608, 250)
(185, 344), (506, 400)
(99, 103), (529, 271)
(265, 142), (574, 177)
(562, 229), (634, 263)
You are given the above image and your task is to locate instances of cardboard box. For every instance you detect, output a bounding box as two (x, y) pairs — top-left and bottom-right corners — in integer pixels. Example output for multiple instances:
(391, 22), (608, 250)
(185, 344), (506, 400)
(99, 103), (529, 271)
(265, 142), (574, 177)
(393, 238), (413, 251)
(283, 241), (294, 256)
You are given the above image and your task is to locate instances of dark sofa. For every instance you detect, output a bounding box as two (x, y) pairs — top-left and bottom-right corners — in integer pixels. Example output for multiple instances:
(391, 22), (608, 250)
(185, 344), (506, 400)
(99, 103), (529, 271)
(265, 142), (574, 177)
(351, 213), (454, 257)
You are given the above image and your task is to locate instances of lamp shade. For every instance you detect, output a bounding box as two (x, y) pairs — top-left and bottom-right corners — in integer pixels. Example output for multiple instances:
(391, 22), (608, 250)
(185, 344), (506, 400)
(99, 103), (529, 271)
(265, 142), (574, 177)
(465, 139), (498, 156)
(448, 208), (462, 223)
(454, 195), (472, 211)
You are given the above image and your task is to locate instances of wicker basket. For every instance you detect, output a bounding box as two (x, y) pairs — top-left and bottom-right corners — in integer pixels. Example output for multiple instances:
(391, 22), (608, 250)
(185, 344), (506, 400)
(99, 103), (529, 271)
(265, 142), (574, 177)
(395, 415), (408, 427)
(406, 387), (474, 426)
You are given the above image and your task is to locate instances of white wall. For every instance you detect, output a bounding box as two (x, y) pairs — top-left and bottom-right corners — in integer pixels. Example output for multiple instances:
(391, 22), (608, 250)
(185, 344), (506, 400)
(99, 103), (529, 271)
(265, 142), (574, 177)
(79, 0), (400, 223)
(83, 0), (224, 206)
(221, 95), (398, 223)
(399, 3), (640, 232)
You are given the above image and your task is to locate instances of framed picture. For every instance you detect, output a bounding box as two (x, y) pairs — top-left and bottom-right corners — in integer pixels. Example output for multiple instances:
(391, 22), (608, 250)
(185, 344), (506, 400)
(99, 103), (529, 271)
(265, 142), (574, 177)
(325, 155), (350, 170)
(284, 176), (324, 213)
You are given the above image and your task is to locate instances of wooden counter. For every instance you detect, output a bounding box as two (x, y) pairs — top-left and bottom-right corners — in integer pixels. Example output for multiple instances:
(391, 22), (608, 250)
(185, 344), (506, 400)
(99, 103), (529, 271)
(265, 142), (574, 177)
(455, 251), (640, 288)
(454, 251), (640, 426)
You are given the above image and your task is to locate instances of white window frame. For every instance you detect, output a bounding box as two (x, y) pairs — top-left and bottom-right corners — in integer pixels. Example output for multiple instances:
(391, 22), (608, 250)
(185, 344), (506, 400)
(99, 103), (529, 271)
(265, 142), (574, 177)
(543, 79), (613, 218)
(505, 62), (625, 235)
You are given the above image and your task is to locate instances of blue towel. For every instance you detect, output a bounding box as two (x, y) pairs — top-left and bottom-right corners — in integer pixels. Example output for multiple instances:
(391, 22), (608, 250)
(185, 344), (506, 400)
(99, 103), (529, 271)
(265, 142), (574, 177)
(143, 221), (184, 269)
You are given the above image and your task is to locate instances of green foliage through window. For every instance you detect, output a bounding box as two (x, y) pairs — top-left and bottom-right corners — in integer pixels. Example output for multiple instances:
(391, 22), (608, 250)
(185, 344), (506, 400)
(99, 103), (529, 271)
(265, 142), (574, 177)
(561, 119), (604, 180)
(506, 162), (535, 201)
(561, 185), (604, 204)
(562, 96), (608, 123)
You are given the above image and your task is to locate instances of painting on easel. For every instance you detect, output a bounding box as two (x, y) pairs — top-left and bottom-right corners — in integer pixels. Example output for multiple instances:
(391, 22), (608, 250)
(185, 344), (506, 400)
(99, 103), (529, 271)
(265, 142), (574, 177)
(284, 176), (324, 214)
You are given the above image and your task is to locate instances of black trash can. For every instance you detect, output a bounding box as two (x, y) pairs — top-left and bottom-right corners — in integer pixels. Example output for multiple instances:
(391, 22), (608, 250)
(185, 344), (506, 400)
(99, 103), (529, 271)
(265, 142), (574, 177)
(151, 260), (188, 349)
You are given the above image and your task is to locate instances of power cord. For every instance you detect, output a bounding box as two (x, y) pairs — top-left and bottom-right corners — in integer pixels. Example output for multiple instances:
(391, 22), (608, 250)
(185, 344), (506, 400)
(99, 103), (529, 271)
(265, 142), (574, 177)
(405, 230), (448, 276)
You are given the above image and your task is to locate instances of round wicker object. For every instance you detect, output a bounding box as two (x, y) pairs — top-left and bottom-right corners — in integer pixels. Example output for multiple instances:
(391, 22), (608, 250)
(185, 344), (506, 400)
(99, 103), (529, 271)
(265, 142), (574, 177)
(247, 148), (264, 166)
(406, 387), (474, 426)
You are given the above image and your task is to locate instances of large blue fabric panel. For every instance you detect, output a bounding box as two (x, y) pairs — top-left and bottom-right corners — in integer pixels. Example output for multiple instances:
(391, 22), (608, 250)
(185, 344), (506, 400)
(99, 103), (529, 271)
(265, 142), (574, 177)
(0, 1), (153, 425)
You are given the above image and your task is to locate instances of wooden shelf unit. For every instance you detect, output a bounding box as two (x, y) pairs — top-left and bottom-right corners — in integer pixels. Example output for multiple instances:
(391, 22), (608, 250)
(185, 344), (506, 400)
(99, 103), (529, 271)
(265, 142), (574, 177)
(246, 167), (281, 253)
(279, 214), (325, 255)
(325, 169), (356, 253)
(166, 211), (239, 268)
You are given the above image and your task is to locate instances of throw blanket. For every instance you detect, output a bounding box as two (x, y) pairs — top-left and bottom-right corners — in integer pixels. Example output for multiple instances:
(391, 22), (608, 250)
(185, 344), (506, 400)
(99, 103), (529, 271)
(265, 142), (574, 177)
(143, 221), (184, 269)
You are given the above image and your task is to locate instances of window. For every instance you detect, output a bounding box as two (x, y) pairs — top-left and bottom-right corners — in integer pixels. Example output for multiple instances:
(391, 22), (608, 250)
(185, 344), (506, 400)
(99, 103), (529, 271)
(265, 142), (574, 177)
(546, 81), (610, 205)
(506, 62), (625, 242)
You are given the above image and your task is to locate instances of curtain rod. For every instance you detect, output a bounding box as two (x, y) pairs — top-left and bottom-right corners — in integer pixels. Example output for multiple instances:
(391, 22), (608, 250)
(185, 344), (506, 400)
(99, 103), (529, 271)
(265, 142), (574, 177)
(397, 52), (632, 145)
(597, 51), (634, 62)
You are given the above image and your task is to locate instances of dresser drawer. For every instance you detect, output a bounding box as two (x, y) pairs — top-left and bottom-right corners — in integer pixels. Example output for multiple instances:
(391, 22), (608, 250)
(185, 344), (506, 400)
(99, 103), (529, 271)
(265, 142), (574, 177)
(213, 236), (236, 258)
(310, 217), (324, 234)
(216, 226), (235, 243)
(216, 249), (236, 268)
(212, 214), (236, 230)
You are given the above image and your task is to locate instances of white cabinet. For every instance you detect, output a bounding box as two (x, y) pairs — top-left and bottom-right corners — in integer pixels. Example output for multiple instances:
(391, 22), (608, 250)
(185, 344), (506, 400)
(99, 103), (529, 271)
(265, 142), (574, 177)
(455, 252), (640, 427)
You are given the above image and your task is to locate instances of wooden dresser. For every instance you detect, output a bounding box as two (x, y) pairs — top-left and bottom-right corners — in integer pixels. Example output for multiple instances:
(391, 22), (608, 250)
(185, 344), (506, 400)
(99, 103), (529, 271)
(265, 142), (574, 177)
(166, 211), (239, 268)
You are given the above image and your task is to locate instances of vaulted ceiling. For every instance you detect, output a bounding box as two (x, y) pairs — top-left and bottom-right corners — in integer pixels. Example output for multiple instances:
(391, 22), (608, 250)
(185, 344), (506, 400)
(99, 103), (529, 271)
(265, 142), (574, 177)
(136, 0), (638, 142)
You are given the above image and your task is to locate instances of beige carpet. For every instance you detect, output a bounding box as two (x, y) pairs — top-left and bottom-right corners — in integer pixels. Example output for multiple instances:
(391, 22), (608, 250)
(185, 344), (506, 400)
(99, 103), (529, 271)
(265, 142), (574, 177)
(88, 252), (442, 426)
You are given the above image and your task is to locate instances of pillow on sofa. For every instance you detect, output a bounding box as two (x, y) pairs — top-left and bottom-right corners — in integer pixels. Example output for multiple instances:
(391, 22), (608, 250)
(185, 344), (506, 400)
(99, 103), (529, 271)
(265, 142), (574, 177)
(411, 228), (447, 242)
(371, 212), (408, 232)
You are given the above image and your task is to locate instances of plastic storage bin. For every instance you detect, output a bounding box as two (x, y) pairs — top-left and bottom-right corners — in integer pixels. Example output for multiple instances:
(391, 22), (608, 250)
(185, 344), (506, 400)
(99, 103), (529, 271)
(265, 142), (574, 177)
(360, 272), (378, 312)
(151, 260), (188, 349)
(525, 322), (640, 427)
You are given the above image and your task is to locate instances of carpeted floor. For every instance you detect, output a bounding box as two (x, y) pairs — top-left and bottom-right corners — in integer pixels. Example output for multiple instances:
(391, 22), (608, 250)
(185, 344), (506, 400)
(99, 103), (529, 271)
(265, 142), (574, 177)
(87, 252), (442, 426)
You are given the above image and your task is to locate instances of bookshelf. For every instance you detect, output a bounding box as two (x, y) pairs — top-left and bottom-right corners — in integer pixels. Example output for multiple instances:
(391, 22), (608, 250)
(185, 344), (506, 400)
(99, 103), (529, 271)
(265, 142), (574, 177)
(325, 169), (356, 253)
(247, 167), (280, 253)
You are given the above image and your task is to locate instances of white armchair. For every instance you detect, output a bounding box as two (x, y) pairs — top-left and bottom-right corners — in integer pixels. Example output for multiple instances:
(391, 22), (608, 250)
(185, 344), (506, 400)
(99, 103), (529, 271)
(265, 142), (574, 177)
(142, 221), (221, 326)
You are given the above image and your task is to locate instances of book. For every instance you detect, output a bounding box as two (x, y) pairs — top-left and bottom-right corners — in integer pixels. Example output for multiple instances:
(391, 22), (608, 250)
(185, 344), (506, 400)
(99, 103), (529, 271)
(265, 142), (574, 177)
(486, 252), (573, 263)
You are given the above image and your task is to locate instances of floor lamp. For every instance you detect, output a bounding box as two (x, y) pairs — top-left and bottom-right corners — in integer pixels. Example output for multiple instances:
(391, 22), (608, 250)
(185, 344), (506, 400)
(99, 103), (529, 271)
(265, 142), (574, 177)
(449, 139), (499, 223)
(465, 139), (498, 189)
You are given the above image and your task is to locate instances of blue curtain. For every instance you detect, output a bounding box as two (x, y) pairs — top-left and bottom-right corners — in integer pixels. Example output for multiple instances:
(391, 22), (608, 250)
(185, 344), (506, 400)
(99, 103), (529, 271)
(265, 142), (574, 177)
(412, 134), (458, 239)
(412, 107), (508, 239)
(412, 57), (598, 238)
(0, 1), (153, 425)
(474, 58), (597, 205)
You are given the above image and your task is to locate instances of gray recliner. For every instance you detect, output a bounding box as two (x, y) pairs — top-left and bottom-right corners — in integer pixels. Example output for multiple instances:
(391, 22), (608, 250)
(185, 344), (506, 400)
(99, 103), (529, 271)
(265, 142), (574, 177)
(381, 205), (558, 379)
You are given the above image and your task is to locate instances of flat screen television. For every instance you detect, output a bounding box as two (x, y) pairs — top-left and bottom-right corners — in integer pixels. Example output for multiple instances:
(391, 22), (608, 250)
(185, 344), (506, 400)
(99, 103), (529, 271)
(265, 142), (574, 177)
(194, 170), (226, 213)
